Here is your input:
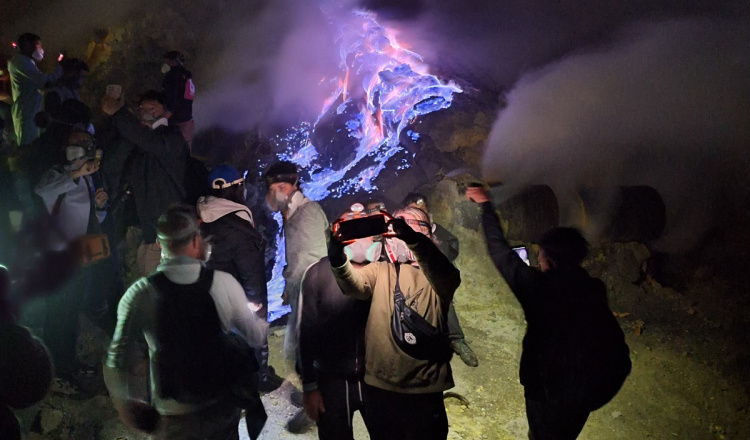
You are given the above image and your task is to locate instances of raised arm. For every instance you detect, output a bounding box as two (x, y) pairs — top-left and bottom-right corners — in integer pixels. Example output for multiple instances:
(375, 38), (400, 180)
(12, 56), (62, 89)
(466, 187), (543, 307)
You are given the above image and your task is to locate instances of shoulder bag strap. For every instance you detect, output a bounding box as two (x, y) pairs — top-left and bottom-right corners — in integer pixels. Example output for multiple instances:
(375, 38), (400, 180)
(393, 263), (404, 304)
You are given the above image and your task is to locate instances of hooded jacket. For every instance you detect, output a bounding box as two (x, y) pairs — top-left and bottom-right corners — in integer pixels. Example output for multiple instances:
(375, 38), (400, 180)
(197, 196), (267, 307)
(331, 234), (460, 394)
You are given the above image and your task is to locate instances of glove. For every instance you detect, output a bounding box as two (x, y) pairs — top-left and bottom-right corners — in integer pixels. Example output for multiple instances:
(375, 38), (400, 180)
(388, 218), (421, 245)
(328, 237), (347, 267)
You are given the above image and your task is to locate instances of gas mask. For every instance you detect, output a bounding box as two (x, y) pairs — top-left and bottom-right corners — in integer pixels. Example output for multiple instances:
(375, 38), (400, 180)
(161, 63), (171, 74)
(266, 186), (295, 212)
(383, 237), (416, 264)
(140, 111), (168, 130)
(344, 239), (383, 263)
(31, 48), (44, 61)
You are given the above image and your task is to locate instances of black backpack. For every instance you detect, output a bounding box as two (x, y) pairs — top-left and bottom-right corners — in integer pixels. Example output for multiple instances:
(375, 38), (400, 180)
(545, 276), (632, 411)
(149, 268), (259, 404)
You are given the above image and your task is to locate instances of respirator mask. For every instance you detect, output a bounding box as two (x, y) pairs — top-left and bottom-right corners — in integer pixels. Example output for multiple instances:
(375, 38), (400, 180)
(161, 63), (171, 74)
(31, 48), (44, 61)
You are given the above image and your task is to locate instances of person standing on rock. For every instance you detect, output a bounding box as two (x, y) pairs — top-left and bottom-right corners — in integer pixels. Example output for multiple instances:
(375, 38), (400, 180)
(466, 186), (631, 440)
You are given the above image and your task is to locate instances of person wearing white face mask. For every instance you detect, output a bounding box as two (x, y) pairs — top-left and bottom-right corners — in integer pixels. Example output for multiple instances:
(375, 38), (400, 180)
(263, 160), (328, 433)
(8, 33), (62, 148)
(7, 33), (63, 220)
(102, 89), (200, 276)
(34, 128), (110, 391)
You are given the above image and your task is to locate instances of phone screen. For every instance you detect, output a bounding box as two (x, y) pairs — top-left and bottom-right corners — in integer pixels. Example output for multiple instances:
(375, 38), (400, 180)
(337, 215), (388, 242)
(513, 246), (531, 266)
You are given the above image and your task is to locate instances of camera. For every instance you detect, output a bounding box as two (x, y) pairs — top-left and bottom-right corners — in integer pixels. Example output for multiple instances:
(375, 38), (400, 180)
(333, 214), (389, 242)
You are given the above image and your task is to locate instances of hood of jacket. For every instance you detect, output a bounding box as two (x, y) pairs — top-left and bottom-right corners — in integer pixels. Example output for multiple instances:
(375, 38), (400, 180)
(197, 196), (254, 227)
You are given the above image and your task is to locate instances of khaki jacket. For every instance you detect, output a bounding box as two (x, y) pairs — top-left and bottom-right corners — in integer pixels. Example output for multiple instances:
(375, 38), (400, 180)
(332, 235), (460, 393)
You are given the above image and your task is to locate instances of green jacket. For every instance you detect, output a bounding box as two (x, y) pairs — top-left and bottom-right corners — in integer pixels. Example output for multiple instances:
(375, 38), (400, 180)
(331, 234), (460, 394)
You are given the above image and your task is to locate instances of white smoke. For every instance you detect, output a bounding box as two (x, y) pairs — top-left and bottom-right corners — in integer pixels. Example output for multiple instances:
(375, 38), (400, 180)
(481, 18), (750, 250)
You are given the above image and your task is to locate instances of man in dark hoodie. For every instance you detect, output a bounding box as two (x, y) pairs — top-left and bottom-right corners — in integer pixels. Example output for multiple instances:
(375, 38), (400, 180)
(102, 89), (192, 276)
(466, 186), (630, 440)
(197, 164), (285, 393)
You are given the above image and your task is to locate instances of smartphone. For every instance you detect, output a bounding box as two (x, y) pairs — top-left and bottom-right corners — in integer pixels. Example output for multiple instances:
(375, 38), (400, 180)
(57, 53), (64, 62)
(106, 84), (122, 100)
(336, 215), (388, 242)
(513, 246), (531, 266)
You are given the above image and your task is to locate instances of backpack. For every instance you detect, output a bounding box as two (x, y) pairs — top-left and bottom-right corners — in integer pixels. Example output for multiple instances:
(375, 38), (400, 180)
(545, 276), (632, 411)
(149, 268), (260, 404)
(183, 77), (195, 101)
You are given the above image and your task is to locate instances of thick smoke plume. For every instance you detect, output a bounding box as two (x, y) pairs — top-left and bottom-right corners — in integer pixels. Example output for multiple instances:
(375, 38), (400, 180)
(481, 19), (750, 250)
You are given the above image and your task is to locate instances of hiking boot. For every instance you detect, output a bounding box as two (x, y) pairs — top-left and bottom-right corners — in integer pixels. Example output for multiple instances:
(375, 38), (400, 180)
(451, 339), (479, 367)
(285, 409), (314, 434)
(258, 368), (285, 393)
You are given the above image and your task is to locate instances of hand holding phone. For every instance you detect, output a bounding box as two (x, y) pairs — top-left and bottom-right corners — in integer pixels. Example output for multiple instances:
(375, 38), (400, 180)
(333, 214), (390, 243)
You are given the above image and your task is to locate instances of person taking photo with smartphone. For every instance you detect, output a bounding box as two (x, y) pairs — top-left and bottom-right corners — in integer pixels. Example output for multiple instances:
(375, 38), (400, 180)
(328, 207), (461, 440)
(34, 127), (111, 393)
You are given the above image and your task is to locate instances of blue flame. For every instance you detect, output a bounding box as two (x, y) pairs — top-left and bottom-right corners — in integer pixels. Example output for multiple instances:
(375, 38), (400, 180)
(266, 10), (461, 321)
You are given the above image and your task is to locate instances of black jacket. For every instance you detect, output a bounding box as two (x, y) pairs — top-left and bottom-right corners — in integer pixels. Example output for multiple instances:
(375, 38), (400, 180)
(162, 65), (193, 124)
(480, 201), (611, 401)
(298, 257), (370, 391)
(199, 200), (268, 308)
(110, 108), (188, 243)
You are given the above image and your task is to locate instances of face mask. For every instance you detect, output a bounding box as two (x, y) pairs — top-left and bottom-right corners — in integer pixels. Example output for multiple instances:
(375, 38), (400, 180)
(345, 239), (372, 264)
(140, 111), (157, 124)
(31, 48), (44, 61)
(265, 192), (278, 212)
(150, 117), (169, 130)
(274, 190), (291, 210)
(383, 238), (416, 264)
(161, 63), (171, 74)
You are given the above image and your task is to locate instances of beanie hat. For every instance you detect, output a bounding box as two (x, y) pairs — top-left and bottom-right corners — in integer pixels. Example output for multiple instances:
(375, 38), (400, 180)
(263, 161), (299, 187)
(208, 164), (244, 189)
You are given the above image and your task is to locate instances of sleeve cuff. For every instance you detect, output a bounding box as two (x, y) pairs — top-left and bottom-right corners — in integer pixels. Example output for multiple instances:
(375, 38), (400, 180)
(302, 382), (319, 393)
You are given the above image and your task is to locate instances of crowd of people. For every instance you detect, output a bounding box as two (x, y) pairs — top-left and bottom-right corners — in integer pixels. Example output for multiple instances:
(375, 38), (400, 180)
(0, 31), (630, 440)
